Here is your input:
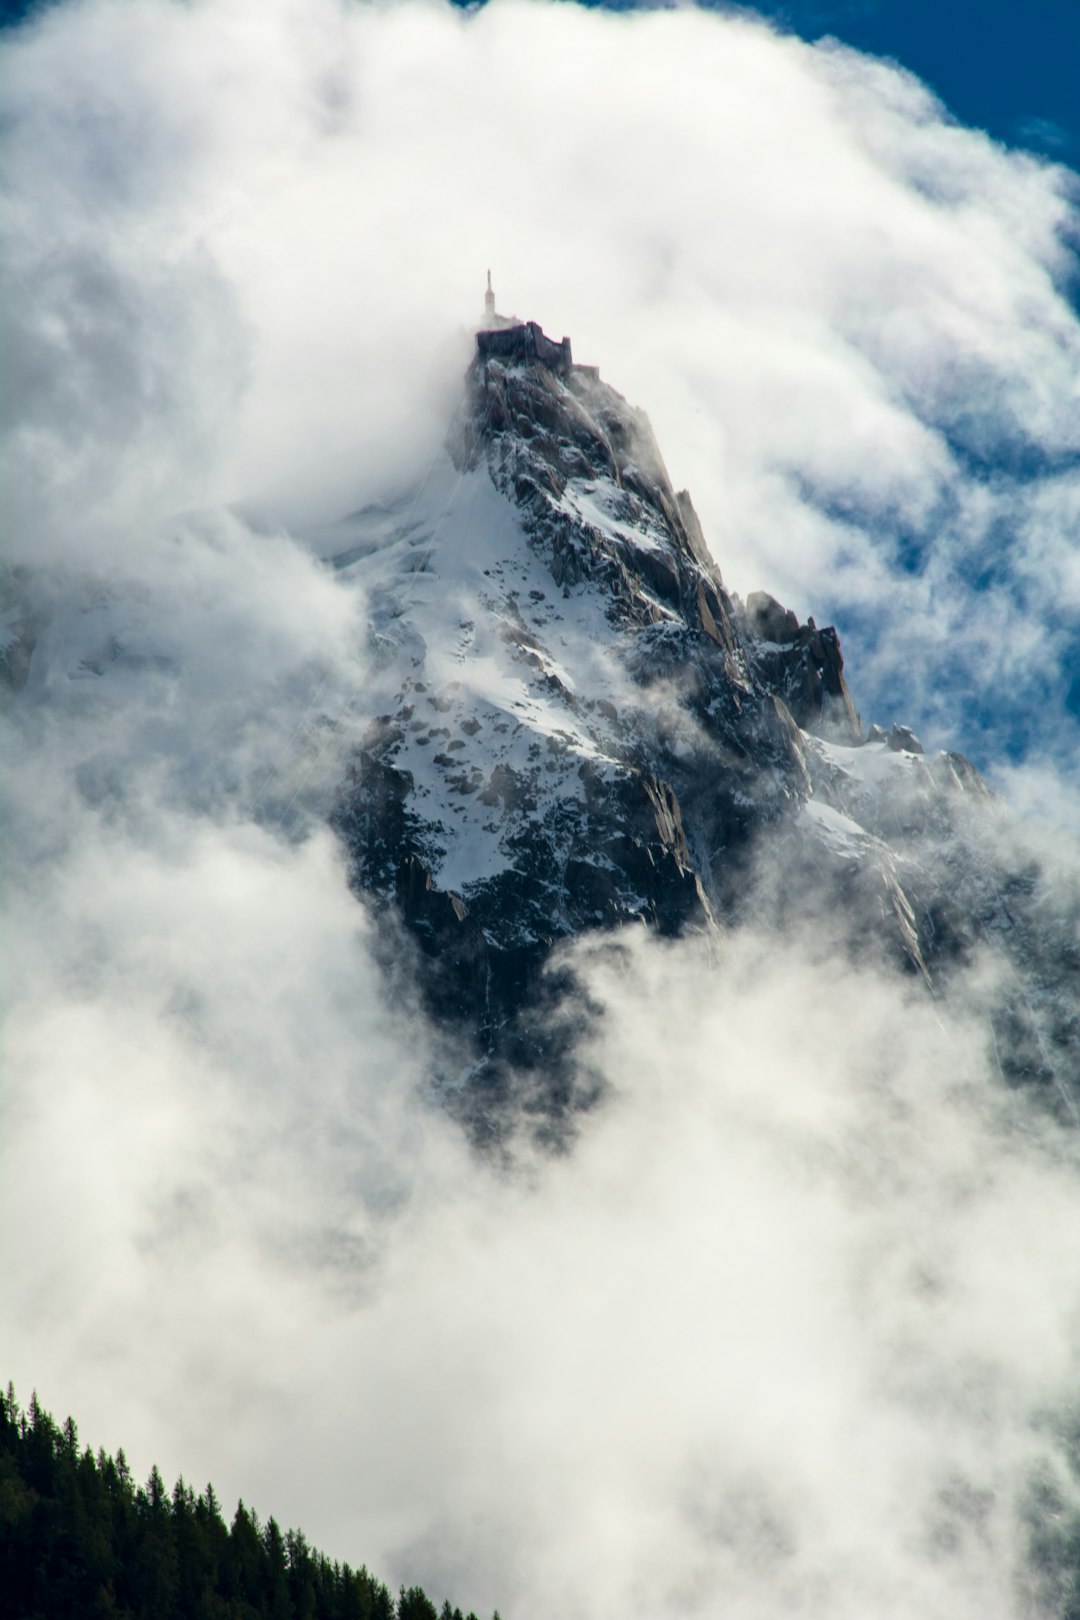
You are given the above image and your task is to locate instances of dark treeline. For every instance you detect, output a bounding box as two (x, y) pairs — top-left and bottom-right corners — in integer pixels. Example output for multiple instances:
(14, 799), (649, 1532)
(0, 1386), (494, 1620)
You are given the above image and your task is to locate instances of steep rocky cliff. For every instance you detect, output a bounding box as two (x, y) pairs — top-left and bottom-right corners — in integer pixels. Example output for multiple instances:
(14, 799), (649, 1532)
(328, 321), (1077, 1137)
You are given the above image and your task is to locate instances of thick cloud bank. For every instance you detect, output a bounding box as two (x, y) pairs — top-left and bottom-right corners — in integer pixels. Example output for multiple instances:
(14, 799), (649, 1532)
(4, 3), (1080, 1619)
(9, 890), (1080, 1619)
(4, 0), (1080, 804)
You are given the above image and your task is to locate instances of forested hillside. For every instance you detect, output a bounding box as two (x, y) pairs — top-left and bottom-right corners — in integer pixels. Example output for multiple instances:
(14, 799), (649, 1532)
(0, 1387), (488, 1620)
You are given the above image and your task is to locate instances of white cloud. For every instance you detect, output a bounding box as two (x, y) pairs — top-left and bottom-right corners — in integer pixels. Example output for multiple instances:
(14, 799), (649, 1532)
(4, 2), (1080, 1616)
(8, 916), (1080, 1620)
(5, 0), (1078, 791)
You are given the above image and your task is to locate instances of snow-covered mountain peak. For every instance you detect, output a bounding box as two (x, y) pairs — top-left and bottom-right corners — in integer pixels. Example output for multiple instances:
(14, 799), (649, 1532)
(325, 321), (1050, 1132)
(3, 310), (1073, 1135)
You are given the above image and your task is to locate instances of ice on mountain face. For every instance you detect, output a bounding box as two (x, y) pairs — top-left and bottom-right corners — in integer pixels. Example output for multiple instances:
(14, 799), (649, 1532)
(796, 798), (877, 859)
(806, 734), (995, 843)
(328, 460), (635, 898)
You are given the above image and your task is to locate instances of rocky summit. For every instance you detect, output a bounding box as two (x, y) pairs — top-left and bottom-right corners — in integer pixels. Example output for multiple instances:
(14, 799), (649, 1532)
(328, 316), (1078, 1138)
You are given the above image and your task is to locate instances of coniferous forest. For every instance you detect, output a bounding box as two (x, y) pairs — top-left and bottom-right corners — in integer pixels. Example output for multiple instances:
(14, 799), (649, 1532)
(0, 1386), (492, 1620)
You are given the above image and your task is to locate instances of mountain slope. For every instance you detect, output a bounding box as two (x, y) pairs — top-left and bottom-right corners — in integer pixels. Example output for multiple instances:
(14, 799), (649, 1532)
(327, 319), (1075, 1136)
(5, 308), (1071, 1140)
(0, 1384), (483, 1620)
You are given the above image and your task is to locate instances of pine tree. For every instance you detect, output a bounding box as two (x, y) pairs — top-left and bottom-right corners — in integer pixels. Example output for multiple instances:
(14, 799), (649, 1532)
(133, 1462), (180, 1617)
(398, 1585), (438, 1620)
(0, 1386), (482, 1620)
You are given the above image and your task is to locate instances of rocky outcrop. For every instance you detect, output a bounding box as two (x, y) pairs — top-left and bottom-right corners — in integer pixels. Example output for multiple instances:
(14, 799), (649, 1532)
(741, 590), (861, 740)
(327, 350), (805, 1127)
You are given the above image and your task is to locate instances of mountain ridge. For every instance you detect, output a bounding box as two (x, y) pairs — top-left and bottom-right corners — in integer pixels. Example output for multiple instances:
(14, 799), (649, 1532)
(5, 310), (1071, 1139)
(328, 316), (1075, 1138)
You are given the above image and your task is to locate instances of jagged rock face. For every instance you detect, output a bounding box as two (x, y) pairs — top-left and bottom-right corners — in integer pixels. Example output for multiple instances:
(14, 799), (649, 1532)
(793, 735), (1079, 1116)
(330, 336), (1077, 1133)
(744, 590), (860, 739)
(330, 351), (804, 1123)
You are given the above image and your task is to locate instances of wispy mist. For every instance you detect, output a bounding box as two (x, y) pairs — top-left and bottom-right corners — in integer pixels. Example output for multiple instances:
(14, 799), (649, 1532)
(9, 899), (1080, 1618)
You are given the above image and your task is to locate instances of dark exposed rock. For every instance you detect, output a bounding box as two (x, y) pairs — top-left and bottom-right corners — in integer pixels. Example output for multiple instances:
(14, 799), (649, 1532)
(739, 590), (861, 742)
(745, 590), (800, 643)
(0, 567), (45, 694)
(888, 722), (923, 754)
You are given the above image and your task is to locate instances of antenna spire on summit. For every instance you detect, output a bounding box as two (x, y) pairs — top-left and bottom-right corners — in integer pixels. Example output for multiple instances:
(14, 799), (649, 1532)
(484, 269), (496, 324)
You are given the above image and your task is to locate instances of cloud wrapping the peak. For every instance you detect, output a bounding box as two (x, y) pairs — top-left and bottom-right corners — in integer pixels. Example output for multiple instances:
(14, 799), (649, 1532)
(4, 0), (1079, 806)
